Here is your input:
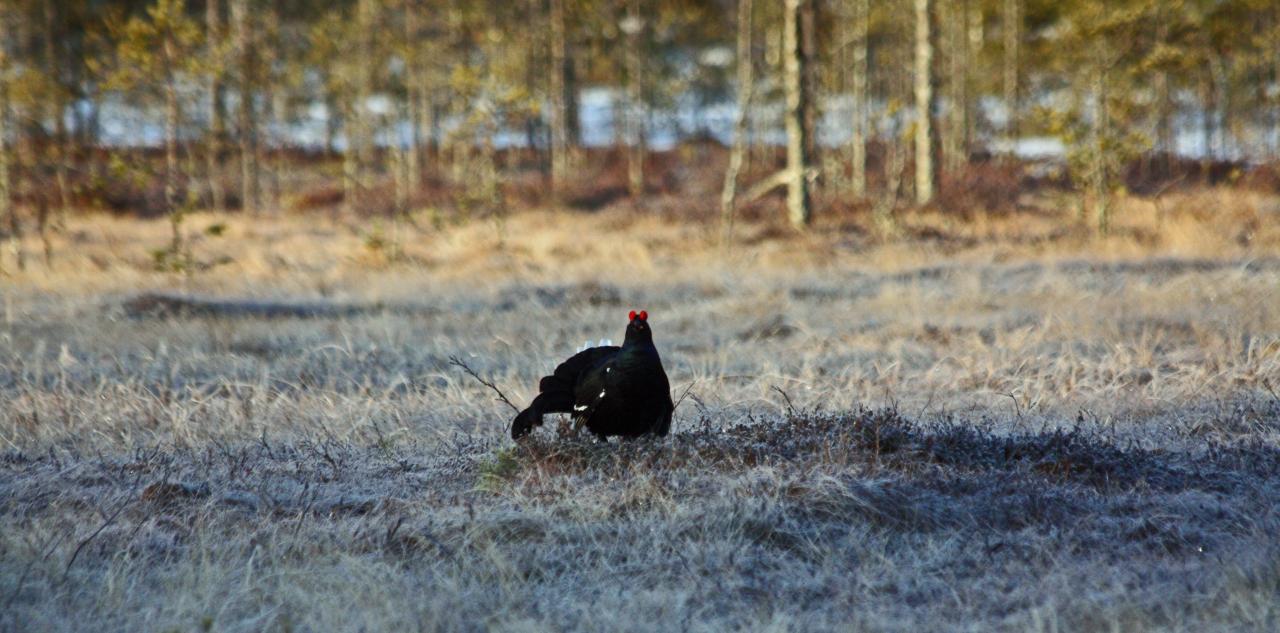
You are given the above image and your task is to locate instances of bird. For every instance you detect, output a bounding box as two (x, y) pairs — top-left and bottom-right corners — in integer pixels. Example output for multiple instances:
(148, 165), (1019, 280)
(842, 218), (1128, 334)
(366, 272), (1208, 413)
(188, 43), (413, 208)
(511, 310), (674, 441)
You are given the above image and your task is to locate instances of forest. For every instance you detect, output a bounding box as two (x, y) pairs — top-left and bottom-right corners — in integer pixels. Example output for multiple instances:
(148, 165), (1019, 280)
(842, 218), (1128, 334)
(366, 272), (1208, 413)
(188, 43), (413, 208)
(1, 0), (1279, 266)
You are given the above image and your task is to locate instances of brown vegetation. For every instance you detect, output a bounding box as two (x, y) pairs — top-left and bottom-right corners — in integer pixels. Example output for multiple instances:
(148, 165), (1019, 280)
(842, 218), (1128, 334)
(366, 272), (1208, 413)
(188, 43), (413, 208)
(2, 194), (1279, 630)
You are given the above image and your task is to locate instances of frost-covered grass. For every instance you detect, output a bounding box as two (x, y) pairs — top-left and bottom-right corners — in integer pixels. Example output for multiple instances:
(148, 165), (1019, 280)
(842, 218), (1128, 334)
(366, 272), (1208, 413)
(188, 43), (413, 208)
(2, 201), (1280, 631)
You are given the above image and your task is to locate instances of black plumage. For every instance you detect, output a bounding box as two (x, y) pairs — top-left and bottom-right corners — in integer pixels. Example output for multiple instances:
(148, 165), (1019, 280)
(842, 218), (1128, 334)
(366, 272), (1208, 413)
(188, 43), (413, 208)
(511, 310), (673, 440)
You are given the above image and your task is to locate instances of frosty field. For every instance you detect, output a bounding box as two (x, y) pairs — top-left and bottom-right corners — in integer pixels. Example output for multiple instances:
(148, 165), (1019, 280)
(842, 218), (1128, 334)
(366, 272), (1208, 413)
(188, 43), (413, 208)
(2, 202), (1279, 631)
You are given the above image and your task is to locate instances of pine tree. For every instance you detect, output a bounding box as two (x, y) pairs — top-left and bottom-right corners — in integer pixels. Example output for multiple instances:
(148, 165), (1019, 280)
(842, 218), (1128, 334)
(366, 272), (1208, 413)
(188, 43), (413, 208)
(108, 0), (202, 258)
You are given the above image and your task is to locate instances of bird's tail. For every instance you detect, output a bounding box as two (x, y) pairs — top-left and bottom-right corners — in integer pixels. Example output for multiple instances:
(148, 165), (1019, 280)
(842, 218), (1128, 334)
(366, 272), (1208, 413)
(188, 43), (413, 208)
(511, 406), (541, 440)
(510, 390), (574, 439)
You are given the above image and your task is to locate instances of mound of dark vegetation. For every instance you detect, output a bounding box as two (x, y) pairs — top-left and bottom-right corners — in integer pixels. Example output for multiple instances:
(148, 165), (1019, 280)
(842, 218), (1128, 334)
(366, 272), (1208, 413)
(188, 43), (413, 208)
(500, 407), (1280, 498)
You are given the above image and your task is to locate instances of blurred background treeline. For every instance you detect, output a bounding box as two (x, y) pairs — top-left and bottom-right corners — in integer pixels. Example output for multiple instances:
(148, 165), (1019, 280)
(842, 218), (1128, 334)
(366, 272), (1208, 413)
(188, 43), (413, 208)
(1, 0), (1279, 264)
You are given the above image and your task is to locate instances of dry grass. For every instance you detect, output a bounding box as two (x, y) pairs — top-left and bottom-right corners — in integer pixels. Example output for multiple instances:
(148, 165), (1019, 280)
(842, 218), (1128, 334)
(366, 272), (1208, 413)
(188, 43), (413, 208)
(2, 190), (1280, 631)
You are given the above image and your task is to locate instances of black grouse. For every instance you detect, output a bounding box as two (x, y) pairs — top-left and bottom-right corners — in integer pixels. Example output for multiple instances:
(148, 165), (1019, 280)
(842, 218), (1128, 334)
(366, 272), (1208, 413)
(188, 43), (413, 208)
(511, 310), (674, 440)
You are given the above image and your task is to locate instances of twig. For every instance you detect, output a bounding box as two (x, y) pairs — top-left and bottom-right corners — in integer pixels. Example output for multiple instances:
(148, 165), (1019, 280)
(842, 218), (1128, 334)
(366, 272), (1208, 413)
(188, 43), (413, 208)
(62, 491), (134, 583)
(5, 529), (70, 609)
(771, 385), (797, 417)
(384, 516), (405, 547)
(286, 481), (315, 554)
(672, 380), (697, 412)
(999, 391), (1023, 421)
(739, 169), (791, 204)
(740, 167), (820, 205)
(448, 355), (520, 413)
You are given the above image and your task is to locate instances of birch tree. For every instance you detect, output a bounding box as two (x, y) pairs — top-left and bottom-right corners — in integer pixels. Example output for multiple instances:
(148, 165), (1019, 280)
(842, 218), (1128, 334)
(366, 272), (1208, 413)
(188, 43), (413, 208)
(719, 0), (753, 239)
(783, 0), (811, 228)
(1002, 0), (1020, 156)
(403, 0), (422, 192)
(261, 3), (283, 210)
(42, 2), (70, 227)
(623, 0), (645, 198)
(230, 0), (259, 213)
(206, 0), (226, 212)
(548, 0), (569, 196)
(943, 0), (970, 172)
(914, 0), (937, 205)
(848, 0), (868, 199)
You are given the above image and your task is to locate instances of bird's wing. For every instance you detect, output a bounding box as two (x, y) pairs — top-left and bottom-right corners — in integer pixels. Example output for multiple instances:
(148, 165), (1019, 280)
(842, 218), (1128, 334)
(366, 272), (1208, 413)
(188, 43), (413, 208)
(538, 346), (620, 394)
(569, 357), (617, 422)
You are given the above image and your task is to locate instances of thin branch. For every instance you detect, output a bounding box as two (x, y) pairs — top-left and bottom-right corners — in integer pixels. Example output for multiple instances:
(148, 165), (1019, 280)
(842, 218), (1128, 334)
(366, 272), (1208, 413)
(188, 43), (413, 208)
(5, 529), (70, 609)
(771, 385), (797, 417)
(284, 481), (315, 556)
(59, 469), (148, 585)
(740, 169), (791, 204)
(998, 391), (1023, 422)
(739, 167), (820, 206)
(62, 496), (131, 583)
(672, 379), (697, 413)
(448, 355), (520, 413)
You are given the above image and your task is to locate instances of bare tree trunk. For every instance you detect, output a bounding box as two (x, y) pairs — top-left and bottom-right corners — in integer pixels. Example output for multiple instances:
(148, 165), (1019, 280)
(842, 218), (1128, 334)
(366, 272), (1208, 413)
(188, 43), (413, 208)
(720, 0), (754, 240)
(799, 0), (818, 170)
(1152, 10), (1172, 166)
(262, 4), (282, 212)
(624, 0), (646, 198)
(393, 110), (409, 214)
(1200, 69), (1215, 176)
(612, 64), (625, 151)
(78, 64), (104, 187)
(875, 107), (905, 236)
(343, 0), (377, 215)
(1002, 0), (1020, 158)
(914, 0), (938, 206)
(43, 2), (69, 228)
(480, 111), (499, 212)
(207, 0), (226, 213)
(967, 4), (983, 152)
(232, 0), (259, 214)
(164, 34), (183, 255)
(566, 58), (581, 150)
(342, 101), (358, 215)
(849, 0), (868, 198)
(390, 112), (407, 215)
(422, 96), (437, 171)
(1091, 62), (1110, 235)
(0, 20), (16, 274)
(1155, 67), (1173, 158)
(324, 90), (338, 154)
(549, 0), (569, 196)
(1208, 53), (1230, 159)
(1272, 4), (1280, 161)
(36, 199), (51, 266)
(783, 0), (812, 229)
(944, 0), (970, 172)
(404, 0), (421, 193)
